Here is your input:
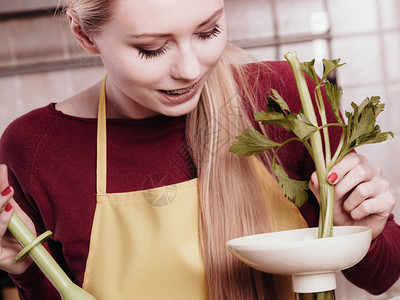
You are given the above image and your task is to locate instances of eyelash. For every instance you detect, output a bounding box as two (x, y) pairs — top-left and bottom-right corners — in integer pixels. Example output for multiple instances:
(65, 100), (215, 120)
(197, 24), (223, 41)
(137, 24), (223, 60)
(138, 47), (168, 59)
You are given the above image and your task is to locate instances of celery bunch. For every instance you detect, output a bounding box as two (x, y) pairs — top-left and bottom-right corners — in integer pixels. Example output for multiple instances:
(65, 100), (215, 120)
(230, 51), (393, 299)
(230, 52), (393, 239)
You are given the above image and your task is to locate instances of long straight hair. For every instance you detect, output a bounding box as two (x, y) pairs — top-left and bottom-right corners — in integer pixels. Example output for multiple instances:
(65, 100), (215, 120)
(186, 43), (305, 299)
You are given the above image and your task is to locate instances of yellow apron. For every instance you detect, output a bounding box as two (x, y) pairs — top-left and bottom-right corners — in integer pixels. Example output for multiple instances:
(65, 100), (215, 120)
(82, 77), (207, 299)
(82, 76), (307, 299)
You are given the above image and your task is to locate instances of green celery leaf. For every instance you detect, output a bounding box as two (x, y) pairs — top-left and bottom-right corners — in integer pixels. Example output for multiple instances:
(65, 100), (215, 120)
(229, 128), (280, 156)
(356, 126), (394, 147)
(266, 96), (281, 113)
(266, 89), (291, 114)
(321, 58), (346, 81)
(292, 113), (319, 141)
(358, 96), (384, 114)
(272, 164), (309, 207)
(254, 111), (296, 132)
(254, 110), (318, 141)
(349, 125), (394, 149)
(301, 60), (319, 84)
(345, 97), (394, 149)
(349, 98), (381, 143)
(324, 81), (343, 123)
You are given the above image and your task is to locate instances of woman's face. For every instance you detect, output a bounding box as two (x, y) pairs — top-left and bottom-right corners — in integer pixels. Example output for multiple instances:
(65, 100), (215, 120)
(92, 0), (227, 119)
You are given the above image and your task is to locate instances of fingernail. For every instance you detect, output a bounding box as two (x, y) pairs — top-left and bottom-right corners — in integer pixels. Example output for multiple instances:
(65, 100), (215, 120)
(327, 173), (338, 184)
(5, 203), (12, 212)
(341, 206), (348, 214)
(1, 186), (11, 196)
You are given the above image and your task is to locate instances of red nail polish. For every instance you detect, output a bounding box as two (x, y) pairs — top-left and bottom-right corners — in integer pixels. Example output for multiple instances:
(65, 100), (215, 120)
(1, 186), (11, 196)
(341, 206), (348, 214)
(327, 173), (338, 184)
(5, 203), (12, 212)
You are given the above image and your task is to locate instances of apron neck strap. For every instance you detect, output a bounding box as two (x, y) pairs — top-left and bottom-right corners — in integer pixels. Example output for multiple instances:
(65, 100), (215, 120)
(96, 75), (108, 195)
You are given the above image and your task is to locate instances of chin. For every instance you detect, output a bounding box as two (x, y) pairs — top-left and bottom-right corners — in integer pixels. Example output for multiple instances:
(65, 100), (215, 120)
(162, 106), (196, 117)
(161, 98), (201, 117)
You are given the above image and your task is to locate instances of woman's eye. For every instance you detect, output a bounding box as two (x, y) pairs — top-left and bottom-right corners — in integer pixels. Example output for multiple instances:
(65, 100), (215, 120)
(136, 24), (222, 59)
(138, 46), (168, 59)
(197, 24), (223, 41)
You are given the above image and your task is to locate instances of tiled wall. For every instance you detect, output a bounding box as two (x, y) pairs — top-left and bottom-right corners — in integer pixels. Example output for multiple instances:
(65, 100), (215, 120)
(0, 0), (399, 298)
(0, 13), (105, 129)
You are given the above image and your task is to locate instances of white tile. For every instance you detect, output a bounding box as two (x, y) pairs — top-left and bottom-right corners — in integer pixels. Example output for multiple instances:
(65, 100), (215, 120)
(331, 35), (383, 87)
(384, 32), (400, 82)
(247, 46), (276, 62)
(19, 70), (70, 112)
(275, 0), (325, 36)
(0, 76), (22, 135)
(278, 42), (318, 62)
(69, 66), (105, 95)
(339, 84), (387, 113)
(225, 0), (275, 41)
(379, 0), (400, 30)
(328, 0), (379, 35)
(0, 21), (13, 67)
(387, 83), (400, 135)
(13, 15), (66, 65)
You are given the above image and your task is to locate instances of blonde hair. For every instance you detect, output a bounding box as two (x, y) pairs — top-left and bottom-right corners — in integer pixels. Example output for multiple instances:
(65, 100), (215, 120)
(64, 0), (114, 36)
(64, 1), (306, 298)
(187, 43), (299, 299)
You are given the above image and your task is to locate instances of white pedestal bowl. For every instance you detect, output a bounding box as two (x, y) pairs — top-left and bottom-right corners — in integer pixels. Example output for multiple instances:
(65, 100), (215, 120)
(226, 226), (372, 293)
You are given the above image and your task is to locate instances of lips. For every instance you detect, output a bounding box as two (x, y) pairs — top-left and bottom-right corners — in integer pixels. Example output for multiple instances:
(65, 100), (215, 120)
(161, 82), (198, 95)
(158, 80), (201, 105)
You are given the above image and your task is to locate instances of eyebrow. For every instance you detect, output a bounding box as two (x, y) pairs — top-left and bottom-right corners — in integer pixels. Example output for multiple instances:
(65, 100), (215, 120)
(129, 7), (224, 39)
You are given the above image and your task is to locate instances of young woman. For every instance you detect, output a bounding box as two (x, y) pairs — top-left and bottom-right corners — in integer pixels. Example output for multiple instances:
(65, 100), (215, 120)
(0, 0), (398, 299)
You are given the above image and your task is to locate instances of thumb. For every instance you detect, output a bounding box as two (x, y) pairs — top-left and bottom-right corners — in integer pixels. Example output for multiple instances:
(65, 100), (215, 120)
(309, 171), (321, 203)
(0, 165), (10, 194)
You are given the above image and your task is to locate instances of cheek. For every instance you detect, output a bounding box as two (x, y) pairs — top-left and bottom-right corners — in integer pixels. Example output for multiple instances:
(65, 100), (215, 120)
(96, 41), (168, 92)
(200, 35), (228, 69)
(106, 55), (166, 88)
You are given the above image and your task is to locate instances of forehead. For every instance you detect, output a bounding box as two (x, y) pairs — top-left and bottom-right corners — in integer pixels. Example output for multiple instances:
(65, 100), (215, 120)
(111, 0), (225, 32)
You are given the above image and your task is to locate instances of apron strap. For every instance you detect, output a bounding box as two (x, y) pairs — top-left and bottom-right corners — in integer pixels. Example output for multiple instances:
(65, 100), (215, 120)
(96, 75), (108, 195)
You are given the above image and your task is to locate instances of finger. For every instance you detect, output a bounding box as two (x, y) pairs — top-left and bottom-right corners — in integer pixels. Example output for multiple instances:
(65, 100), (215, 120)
(343, 179), (390, 213)
(0, 187), (13, 210)
(308, 172), (320, 202)
(0, 165), (16, 212)
(0, 175), (14, 244)
(0, 165), (10, 194)
(349, 193), (395, 221)
(327, 153), (364, 184)
(332, 162), (380, 200)
(0, 201), (14, 246)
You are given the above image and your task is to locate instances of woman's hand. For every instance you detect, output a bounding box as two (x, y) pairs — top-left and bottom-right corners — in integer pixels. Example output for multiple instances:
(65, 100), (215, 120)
(0, 164), (35, 275)
(309, 152), (396, 240)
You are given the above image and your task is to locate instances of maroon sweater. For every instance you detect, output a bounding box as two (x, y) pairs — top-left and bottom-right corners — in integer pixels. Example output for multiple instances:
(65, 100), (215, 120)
(0, 61), (399, 299)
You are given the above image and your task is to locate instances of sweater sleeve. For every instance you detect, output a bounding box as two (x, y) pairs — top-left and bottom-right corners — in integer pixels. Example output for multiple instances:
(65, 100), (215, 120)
(250, 61), (400, 294)
(342, 214), (400, 294)
(8, 264), (60, 300)
(0, 108), (61, 299)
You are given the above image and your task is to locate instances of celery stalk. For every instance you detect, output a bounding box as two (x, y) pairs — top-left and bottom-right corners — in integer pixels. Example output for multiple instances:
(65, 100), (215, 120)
(285, 52), (335, 300)
(6, 212), (96, 300)
(284, 52), (334, 239)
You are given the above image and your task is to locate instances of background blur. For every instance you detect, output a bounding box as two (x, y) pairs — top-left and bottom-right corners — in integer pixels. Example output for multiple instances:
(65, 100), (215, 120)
(0, 0), (399, 299)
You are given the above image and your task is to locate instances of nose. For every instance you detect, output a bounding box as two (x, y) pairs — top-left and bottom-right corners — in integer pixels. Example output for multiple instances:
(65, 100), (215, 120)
(170, 43), (201, 81)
